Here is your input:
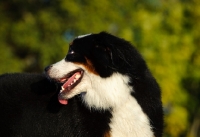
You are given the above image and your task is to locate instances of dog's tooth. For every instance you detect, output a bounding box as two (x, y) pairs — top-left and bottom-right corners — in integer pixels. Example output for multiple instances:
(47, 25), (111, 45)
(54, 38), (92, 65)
(61, 86), (64, 90)
(60, 87), (64, 92)
(75, 74), (81, 79)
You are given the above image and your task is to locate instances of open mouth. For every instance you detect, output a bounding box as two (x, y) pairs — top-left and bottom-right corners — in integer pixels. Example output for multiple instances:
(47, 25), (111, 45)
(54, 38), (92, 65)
(57, 69), (84, 105)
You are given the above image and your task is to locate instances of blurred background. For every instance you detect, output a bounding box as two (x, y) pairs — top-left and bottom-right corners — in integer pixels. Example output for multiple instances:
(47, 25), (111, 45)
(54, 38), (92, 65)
(0, 0), (199, 136)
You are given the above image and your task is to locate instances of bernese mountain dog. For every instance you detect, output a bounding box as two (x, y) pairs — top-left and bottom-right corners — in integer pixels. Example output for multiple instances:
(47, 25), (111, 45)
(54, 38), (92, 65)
(0, 32), (163, 137)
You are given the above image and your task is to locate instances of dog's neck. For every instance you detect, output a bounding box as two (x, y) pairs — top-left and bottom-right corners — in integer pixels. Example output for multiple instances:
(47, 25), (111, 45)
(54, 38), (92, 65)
(81, 72), (154, 136)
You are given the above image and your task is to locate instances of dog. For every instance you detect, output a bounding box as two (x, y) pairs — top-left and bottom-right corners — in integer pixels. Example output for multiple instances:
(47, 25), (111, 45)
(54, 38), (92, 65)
(0, 32), (163, 137)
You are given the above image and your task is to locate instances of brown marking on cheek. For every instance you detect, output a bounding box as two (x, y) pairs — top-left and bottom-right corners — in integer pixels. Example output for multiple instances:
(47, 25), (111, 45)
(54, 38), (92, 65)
(74, 58), (99, 75)
(104, 131), (111, 137)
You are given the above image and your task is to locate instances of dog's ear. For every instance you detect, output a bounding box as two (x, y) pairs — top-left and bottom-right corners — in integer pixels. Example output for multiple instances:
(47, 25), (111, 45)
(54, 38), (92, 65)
(105, 47), (113, 62)
(89, 45), (114, 77)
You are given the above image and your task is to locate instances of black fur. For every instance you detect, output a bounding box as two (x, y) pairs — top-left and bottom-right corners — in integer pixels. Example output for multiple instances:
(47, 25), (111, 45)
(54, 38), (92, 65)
(67, 32), (163, 136)
(0, 73), (111, 137)
(0, 32), (163, 137)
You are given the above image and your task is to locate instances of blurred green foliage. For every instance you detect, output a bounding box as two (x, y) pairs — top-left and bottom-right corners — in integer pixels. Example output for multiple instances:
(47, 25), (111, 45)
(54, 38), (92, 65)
(0, 0), (200, 136)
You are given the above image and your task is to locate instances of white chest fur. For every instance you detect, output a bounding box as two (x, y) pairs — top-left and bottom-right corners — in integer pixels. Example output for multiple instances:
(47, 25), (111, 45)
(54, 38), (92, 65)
(81, 72), (154, 136)
(109, 96), (154, 137)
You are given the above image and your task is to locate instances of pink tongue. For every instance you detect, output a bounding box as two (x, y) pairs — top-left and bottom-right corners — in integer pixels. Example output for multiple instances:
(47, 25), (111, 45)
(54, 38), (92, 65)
(59, 99), (68, 105)
(62, 72), (81, 89)
(58, 71), (81, 105)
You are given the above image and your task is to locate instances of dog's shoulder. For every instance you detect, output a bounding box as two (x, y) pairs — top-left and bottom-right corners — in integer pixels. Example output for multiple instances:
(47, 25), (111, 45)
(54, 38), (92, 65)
(0, 73), (56, 94)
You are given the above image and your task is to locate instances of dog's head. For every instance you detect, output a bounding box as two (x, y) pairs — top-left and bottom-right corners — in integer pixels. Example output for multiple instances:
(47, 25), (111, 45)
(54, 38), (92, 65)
(45, 32), (163, 136)
(45, 32), (146, 110)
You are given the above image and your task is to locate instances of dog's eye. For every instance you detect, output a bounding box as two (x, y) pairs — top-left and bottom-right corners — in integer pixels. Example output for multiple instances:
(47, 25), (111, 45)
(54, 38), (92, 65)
(68, 46), (75, 55)
(65, 50), (85, 63)
(68, 50), (75, 55)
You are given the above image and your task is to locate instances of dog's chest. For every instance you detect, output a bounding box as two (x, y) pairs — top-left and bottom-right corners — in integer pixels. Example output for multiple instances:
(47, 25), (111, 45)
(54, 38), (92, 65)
(109, 97), (154, 137)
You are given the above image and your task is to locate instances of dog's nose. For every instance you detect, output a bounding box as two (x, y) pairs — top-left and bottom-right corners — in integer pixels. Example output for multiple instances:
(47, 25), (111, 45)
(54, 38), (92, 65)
(44, 65), (52, 72)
